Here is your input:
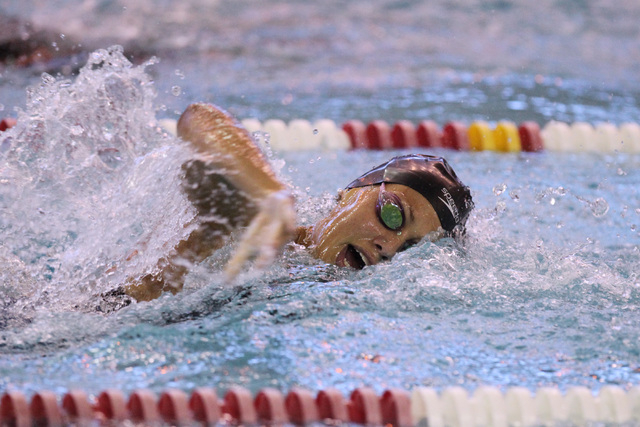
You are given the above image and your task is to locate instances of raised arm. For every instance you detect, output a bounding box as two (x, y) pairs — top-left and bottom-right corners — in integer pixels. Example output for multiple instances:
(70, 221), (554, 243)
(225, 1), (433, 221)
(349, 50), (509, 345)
(177, 103), (285, 199)
(125, 103), (296, 301)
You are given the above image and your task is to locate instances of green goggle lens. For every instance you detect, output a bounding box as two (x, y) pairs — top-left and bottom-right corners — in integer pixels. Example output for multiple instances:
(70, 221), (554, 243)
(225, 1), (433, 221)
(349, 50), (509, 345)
(380, 202), (403, 230)
(376, 184), (406, 231)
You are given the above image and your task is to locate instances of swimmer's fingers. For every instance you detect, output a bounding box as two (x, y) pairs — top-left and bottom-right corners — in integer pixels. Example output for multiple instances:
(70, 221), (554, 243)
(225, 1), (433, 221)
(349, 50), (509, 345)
(223, 214), (269, 280)
(224, 198), (294, 280)
(224, 190), (296, 281)
(252, 217), (289, 270)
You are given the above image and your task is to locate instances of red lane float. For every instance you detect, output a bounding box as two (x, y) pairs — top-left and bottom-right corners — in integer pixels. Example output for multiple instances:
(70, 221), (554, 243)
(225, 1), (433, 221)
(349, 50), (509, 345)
(31, 391), (62, 426)
(62, 390), (93, 423)
(127, 389), (160, 424)
(189, 387), (221, 424)
(1, 391), (30, 427)
(343, 120), (368, 149)
(366, 120), (392, 150)
(348, 387), (382, 425)
(286, 387), (319, 424)
(519, 121), (543, 152)
(0, 117), (17, 132)
(96, 389), (127, 422)
(255, 388), (288, 424)
(382, 389), (413, 427)
(442, 121), (469, 150)
(222, 386), (257, 424)
(392, 120), (418, 149)
(316, 388), (348, 421)
(416, 120), (441, 148)
(158, 389), (191, 424)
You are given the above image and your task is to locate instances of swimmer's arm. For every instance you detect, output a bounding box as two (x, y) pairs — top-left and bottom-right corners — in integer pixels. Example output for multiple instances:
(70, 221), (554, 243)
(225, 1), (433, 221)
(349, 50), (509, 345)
(123, 104), (294, 300)
(177, 103), (296, 280)
(177, 103), (285, 199)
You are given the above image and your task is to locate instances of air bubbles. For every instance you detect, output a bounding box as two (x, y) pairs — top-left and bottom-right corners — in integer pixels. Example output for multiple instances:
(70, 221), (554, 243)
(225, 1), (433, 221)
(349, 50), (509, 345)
(97, 148), (123, 169)
(590, 198), (609, 217)
(509, 190), (520, 202)
(492, 183), (507, 196)
(621, 205), (628, 218)
(102, 122), (114, 141)
(535, 186), (567, 204)
(89, 50), (107, 66)
(251, 131), (270, 147)
(41, 73), (56, 86)
(70, 125), (84, 136)
(86, 46), (130, 71)
(171, 86), (182, 96)
(313, 128), (319, 135)
(0, 45), (194, 320)
(174, 69), (185, 80)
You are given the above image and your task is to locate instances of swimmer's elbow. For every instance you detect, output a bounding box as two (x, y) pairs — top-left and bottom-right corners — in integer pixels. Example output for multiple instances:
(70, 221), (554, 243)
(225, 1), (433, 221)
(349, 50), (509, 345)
(177, 103), (238, 143)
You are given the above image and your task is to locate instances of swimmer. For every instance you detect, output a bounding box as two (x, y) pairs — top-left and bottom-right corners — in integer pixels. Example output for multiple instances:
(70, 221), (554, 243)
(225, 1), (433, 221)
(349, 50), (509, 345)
(124, 103), (473, 301)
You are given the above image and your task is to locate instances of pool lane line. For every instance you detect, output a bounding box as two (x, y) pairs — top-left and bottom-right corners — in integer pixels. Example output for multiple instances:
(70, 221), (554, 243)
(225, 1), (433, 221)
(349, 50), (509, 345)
(3, 385), (640, 426)
(0, 386), (408, 426)
(3, 116), (640, 153)
(238, 118), (637, 153)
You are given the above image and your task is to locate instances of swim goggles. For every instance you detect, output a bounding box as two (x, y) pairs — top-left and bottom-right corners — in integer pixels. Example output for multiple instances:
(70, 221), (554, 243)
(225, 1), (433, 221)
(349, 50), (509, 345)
(376, 183), (405, 231)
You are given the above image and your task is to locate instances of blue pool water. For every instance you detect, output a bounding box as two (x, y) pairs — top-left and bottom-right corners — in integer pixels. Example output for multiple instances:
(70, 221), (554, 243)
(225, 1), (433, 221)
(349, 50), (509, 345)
(0, 0), (639, 399)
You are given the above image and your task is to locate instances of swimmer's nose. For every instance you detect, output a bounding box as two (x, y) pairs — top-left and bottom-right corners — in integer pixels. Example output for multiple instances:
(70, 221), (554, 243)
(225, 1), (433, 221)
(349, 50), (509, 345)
(373, 233), (405, 262)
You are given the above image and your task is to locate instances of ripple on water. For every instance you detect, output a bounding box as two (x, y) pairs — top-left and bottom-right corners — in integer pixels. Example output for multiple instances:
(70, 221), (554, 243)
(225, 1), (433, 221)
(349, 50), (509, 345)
(0, 46), (639, 395)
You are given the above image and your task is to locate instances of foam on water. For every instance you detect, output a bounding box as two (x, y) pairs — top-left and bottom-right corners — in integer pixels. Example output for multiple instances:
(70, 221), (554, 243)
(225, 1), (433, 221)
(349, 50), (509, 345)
(0, 47), (639, 398)
(0, 46), (197, 317)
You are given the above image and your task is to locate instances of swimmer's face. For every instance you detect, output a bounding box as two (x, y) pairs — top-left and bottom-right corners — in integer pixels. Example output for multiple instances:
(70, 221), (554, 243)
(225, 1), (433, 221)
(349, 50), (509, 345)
(309, 183), (442, 269)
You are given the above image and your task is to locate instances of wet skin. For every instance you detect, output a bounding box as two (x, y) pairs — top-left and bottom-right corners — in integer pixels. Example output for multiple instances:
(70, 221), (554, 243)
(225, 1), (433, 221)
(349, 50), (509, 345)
(123, 103), (446, 302)
(306, 183), (442, 269)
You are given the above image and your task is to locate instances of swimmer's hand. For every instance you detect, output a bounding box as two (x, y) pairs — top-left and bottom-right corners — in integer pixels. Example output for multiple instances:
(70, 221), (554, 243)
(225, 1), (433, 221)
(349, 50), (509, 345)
(224, 190), (296, 281)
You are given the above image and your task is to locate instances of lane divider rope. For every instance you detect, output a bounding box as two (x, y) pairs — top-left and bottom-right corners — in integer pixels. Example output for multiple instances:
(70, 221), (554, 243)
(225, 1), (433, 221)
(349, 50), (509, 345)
(172, 117), (640, 153)
(2, 385), (640, 426)
(2, 117), (640, 153)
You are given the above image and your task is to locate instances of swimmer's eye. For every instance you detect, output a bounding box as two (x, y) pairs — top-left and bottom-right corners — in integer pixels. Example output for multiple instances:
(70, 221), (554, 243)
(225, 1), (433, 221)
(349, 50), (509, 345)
(376, 183), (405, 231)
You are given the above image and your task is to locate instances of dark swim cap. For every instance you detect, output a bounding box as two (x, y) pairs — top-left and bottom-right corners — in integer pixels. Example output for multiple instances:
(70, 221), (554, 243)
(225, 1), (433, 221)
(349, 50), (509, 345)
(345, 154), (474, 232)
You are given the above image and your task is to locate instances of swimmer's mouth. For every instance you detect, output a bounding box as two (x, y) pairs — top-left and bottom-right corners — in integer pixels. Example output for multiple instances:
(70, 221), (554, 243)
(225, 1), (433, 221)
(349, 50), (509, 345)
(337, 244), (369, 270)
